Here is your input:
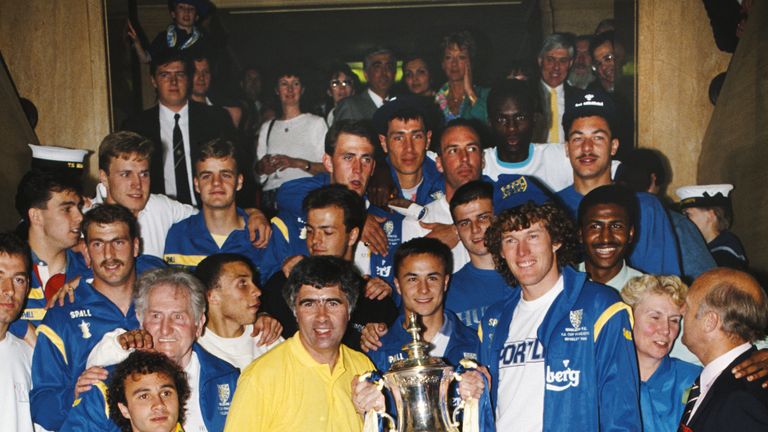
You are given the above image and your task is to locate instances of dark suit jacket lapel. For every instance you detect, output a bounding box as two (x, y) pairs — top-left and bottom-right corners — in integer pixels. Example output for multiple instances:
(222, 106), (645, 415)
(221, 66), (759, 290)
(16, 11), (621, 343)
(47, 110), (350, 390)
(688, 346), (756, 426)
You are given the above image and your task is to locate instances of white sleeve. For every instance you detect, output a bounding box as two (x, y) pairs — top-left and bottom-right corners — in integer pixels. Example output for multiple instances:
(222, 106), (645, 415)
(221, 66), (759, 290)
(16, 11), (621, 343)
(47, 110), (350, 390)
(85, 328), (131, 368)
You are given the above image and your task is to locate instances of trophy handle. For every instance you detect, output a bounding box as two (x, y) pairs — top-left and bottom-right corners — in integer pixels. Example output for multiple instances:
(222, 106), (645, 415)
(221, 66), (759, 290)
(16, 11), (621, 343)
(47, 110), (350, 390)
(377, 411), (397, 432)
(449, 372), (463, 429)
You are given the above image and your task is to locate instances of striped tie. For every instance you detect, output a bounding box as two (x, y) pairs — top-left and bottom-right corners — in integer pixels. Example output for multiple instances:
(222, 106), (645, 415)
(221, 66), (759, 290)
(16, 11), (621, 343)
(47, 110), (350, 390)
(173, 113), (191, 204)
(678, 376), (701, 431)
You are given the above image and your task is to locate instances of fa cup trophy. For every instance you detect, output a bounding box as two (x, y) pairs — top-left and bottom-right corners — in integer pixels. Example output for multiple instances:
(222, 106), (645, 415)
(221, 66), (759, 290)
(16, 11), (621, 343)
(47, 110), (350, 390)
(378, 312), (464, 432)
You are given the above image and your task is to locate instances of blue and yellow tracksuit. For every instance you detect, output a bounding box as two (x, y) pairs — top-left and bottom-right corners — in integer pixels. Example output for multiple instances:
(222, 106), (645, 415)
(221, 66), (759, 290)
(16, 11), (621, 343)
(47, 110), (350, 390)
(30, 278), (140, 430)
(60, 344), (240, 432)
(162, 207), (282, 285)
(478, 266), (642, 431)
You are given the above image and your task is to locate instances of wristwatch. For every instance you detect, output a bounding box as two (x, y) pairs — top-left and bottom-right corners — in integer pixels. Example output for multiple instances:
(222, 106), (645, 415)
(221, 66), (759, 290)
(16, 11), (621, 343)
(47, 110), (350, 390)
(304, 160), (310, 171)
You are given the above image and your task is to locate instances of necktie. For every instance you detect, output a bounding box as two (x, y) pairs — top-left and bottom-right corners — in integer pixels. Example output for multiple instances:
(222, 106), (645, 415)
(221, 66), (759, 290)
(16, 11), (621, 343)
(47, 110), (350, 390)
(678, 376), (701, 430)
(548, 87), (559, 143)
(173, 113), (191, 204)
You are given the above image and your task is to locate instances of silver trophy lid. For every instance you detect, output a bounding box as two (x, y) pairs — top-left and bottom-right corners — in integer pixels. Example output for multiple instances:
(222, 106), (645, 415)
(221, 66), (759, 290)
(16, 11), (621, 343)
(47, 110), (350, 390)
(389, 312), (449, 371)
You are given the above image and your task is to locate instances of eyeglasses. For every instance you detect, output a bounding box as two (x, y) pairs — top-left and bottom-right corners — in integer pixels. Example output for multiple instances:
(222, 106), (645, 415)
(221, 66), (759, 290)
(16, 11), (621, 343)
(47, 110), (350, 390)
(592, 54), (616, 70)
(493, 113), (530, 126)
(330, 79), (353, 88)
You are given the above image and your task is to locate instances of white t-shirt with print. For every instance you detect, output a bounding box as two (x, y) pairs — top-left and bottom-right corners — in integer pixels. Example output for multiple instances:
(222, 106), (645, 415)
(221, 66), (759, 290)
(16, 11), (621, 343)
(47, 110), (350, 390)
(496, 276), (564, 432)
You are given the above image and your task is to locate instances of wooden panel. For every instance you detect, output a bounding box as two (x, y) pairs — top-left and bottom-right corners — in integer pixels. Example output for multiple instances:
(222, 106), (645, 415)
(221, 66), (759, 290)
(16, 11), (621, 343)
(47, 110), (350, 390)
(697, 0), (768, 278)
(0, 0), (110, 188)
(637, 0), (730, 196)
(0, 55), (35, 230)
(540, 0), (613, 35)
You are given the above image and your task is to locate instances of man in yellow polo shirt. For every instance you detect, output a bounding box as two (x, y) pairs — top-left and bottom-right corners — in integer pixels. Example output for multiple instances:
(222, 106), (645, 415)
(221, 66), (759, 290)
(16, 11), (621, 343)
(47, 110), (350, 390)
(224, 255), (374, 431)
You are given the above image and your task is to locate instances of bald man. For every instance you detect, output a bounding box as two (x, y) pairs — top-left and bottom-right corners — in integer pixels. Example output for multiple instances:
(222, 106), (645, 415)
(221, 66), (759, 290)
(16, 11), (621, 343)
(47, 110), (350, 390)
(678, 268), (768, 431)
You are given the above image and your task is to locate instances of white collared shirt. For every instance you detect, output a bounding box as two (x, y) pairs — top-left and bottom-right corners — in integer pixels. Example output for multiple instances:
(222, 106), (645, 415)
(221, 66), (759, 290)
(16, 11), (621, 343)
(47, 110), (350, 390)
(577, 260), (643, 292)
(368, 88), (385, 108)
(159, 102), (196, 205)
(541, 81), (565, 143)
(689, 342), (752, 419)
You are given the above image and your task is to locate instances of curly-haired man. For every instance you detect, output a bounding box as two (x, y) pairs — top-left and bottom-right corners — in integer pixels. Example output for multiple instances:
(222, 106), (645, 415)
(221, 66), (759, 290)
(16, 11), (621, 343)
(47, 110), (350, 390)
(475, 201), (641, 430)
(108, 350), (190, 432)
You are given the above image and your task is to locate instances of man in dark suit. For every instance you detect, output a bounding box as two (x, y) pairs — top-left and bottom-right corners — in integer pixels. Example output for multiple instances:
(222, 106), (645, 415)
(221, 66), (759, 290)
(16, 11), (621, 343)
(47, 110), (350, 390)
(333, 46), (395, 123)
(122, 49), (234, 206)
(533, 33), (584, 144)
(679, 267), (768, 432)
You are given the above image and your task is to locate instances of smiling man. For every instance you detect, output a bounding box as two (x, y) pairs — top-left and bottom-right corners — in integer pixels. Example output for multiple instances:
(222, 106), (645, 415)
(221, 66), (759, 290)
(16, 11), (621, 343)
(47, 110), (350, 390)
(334, 47), (395, 122)
(61, 267), (240, 432)
(556, 91), (680, 276)
(31, 204), (142, 430)
(225, 256), (375, 431)
(577, 184), (642, 290)
(478, 201), (641, 431)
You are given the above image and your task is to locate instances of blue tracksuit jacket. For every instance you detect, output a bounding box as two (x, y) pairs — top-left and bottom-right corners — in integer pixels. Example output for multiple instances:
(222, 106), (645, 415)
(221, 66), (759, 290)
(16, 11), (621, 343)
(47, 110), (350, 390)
(60, 343), (239, 432)
(9, 248), (89, 339)
(163, 207), (280, 285)
(446, 263), (511, 330)
(478, 266), (641, 431)
(30, 278), (140, 430)
(556, 186), (681, 276)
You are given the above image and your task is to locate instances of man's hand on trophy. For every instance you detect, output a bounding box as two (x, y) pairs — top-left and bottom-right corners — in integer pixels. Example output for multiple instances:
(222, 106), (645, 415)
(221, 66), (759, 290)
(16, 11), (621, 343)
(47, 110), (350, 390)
(457, 369), (487, 400)
(352, 374), (386, 414)
(360, 322), (388, 352)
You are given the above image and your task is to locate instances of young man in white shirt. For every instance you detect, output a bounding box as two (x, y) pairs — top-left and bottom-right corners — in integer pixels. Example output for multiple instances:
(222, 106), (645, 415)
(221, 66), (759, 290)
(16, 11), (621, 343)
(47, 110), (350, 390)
(194, 253), (282, 370)
(0, 232), (35, 432)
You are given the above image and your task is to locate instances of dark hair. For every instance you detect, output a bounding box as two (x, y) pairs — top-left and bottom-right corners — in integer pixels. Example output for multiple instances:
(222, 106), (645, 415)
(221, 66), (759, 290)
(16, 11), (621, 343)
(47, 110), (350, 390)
(150, 48), (192, 77)
(589, 30), (615, 59)
(327, 62), (355, 84)
(324, 120), (378, 156)
(487, 79), (535, 116)
(431, 118), (482, 156)
(303, 185), (366, 233)
(394, 237), (453, 277)
(273, 65), (304, 86)
(449, 180), (494, 220)
(614, 148), (668, 192)
(108, 350), (191, 432)
(81, 204), (139, 243)
(283, 255), (362, 314)
(401, 53), (432, 76)
(577, 184), (638, 230)
(15, 170), (82, 221)
(441, 31), (477, 61)
(195, 253), (257, 294)
(388, 107), (426, 131)
(193, 138), (239, 173)
(0, 231), (32, 274)
(363, 46), (395, 70)
(575, 34), (594, 45)
(485, 202), (579, 286)
(98, 131), (155, 173)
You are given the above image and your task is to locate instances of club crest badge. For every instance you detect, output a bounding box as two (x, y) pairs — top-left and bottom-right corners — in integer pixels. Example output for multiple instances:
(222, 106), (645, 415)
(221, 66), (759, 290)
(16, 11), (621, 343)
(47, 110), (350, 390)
(217, 384), (231, 405)
(569, 309), (583, 330)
